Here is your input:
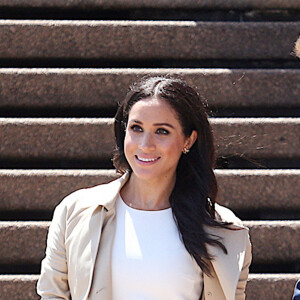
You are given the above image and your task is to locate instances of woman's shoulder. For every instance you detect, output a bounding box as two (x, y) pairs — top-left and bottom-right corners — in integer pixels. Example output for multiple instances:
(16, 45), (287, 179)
(214, 203), (246, 229)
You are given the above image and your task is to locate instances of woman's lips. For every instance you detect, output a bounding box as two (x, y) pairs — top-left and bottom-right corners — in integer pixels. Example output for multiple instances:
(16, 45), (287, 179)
(135, 155), (160, 164)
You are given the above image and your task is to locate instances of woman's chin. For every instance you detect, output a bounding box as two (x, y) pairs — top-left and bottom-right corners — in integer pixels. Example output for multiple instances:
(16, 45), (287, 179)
(131, 169), (159, 182)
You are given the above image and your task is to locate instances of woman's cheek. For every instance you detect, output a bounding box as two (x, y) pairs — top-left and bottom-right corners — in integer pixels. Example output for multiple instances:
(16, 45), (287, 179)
(124, 133), (137, 160)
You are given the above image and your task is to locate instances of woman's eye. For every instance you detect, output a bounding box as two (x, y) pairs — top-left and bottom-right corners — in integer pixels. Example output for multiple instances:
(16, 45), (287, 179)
(156, 128), (169, 135)
(130, 125), (143, 132)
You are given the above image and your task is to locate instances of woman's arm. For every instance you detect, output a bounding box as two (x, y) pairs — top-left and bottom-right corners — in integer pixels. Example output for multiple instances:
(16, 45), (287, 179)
(37, 202), (70, 299)
(235, 233), (252, 300)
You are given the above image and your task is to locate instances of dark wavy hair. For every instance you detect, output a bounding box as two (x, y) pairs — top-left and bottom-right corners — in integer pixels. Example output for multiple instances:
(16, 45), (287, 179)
(113, 76), (231, 275)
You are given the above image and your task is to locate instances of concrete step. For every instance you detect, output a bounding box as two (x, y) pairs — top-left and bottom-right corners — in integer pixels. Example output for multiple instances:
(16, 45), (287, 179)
(0, 69), (299, 110)
(0, 274), (299, 300)
(0, 169), (299, 212)
(244, 221), (300, 265)
(0, 118), (114, 161)
(0, 21), (299, 60)
(0, 118), (299, 160)
(1, 0), (300, 10)
(246, 274), (300, 300)
(0, 221), (299, 265)
(0, 275), (39, 300)
(216, 169), (300, 211)
(0, 169), (118, 211)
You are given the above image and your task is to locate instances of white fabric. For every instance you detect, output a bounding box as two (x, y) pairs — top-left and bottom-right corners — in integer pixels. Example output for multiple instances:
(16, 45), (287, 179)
(111, 195), (203, 300)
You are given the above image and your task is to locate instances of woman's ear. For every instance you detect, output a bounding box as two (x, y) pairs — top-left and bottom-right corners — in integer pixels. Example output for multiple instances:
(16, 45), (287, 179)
(185, 130), (198, 150)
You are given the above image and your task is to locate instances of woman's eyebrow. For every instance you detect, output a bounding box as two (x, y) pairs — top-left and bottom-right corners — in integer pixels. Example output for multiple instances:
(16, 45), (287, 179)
(153, 123), (175, 129)
(130, 119), (142, 124)
(130, 120), (175, 129)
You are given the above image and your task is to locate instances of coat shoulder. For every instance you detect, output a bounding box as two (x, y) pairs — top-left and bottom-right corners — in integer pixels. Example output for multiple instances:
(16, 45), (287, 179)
(215, 203), (245, 228)
(58, 182), (108, 209)
(55, 178), (117, 215)
(56, 173), (128, 214)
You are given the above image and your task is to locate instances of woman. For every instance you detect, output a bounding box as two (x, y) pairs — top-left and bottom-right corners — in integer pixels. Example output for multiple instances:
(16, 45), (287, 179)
(37, 77), (251, 300)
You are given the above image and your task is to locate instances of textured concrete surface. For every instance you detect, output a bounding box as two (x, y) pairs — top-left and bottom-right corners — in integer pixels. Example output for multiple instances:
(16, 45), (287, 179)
(0, 118), (114, 160)
(0, 169), (118, 210)
(0, 21), (299, 60)
(247, 274), (300, 300)
(0, 221), (49, 264)
(216, 169), (300, 210)
(1, 118), (299, 160)
(0, 169), (299, 211)
(244, 221), (300, 264)
(0, 221), (299, 265)
(0, 69), (299, 109)
(212, 118), (300, 159)
(0, 0), (300, 9)
(0, 274), (299, 300)
(0, 275), (39, 300)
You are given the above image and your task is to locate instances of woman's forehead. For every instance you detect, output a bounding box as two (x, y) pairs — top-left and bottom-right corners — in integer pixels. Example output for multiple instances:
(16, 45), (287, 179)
(128, 97), (180, 123)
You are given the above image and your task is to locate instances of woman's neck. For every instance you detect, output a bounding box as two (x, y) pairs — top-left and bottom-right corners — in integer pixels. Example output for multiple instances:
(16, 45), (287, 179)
(120, 173), (175, 210)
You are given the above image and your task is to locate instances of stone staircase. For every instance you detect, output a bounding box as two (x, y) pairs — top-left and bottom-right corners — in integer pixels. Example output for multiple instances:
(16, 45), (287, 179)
(0, 1), (299, 299)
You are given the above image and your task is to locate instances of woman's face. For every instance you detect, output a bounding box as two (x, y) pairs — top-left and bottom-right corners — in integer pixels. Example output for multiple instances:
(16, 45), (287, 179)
(124, 97), (196, 183)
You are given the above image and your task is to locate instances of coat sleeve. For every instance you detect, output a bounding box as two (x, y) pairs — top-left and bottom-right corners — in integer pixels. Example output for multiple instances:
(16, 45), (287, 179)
(235, 232), (252, 300)
(37, 201), (71, 299)
(293, 279), (300, 300)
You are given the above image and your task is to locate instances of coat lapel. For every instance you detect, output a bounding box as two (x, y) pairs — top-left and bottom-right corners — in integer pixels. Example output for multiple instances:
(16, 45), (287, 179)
(205, 223), (248, 300)
(83, 172), (129, 299)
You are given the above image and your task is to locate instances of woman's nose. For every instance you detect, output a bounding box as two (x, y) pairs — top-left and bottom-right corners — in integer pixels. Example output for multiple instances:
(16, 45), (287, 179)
(139, 133), (155, 151)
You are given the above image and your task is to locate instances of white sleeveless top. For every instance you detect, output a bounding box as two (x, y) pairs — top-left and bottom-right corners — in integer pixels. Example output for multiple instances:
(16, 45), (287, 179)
(111, 195), (203, 300)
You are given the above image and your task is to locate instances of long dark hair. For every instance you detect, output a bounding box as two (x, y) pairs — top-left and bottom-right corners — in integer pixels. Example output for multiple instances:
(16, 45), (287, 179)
(113, 76), (230, 275)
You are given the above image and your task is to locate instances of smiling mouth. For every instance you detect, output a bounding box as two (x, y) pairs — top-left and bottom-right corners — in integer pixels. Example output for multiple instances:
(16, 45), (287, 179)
(135, 155), (160, 162)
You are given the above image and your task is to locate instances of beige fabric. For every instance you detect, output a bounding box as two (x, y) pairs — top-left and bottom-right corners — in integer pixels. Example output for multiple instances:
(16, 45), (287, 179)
(37, 172), (251, 300)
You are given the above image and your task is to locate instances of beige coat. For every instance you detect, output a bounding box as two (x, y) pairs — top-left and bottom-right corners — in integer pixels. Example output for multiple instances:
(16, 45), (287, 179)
(37, 173), (251, 300)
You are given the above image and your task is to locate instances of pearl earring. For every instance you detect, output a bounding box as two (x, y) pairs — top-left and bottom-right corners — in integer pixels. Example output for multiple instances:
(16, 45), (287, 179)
(182, 147), (190, 154)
